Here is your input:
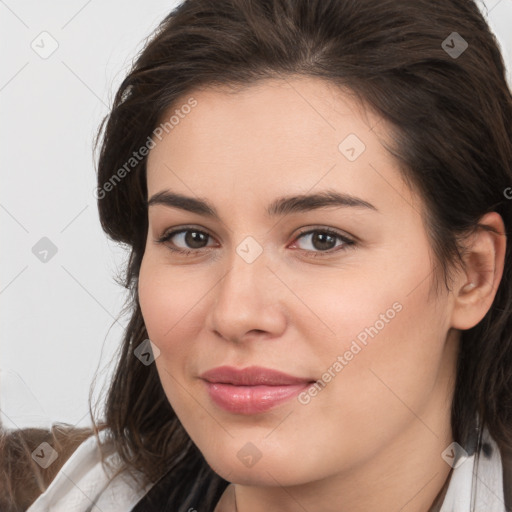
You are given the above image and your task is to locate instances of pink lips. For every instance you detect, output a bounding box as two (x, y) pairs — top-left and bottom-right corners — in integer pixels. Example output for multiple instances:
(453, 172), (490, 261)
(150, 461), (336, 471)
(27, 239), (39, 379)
(200, 365), (315, 414)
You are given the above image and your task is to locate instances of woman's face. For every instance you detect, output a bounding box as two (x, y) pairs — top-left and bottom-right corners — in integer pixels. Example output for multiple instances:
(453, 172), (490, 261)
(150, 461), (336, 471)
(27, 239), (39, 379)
(138, 76), (459, 488)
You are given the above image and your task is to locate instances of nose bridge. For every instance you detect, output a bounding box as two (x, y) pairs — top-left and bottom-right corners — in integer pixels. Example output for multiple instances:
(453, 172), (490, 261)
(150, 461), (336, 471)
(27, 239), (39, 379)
(218, 234), (268, 304)
(208, 233), (285, 340)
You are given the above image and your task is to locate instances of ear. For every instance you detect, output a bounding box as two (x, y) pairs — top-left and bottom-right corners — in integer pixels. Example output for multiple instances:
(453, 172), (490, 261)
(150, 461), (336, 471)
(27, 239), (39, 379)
(450, 212), (507, 330)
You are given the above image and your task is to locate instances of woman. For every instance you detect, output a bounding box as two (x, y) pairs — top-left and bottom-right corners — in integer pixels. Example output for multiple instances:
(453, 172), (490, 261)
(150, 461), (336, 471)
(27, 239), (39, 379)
(5, 0), (512, 510)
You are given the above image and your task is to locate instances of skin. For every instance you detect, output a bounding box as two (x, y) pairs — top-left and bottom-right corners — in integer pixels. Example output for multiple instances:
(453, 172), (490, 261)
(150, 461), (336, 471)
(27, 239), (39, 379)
(137, 76), (506, 512)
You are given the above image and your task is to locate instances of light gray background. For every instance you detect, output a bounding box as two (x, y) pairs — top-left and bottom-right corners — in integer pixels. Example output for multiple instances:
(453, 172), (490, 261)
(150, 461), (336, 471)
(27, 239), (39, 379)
(1, 0), (511, 431)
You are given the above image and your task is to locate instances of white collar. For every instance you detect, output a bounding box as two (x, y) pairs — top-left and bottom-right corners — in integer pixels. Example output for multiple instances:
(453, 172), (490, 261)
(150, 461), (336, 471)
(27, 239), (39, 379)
(439, 423), (506, 511)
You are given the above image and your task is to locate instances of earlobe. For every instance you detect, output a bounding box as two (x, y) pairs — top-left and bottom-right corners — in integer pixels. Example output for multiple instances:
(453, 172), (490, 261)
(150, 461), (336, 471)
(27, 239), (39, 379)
(450, 212), (507, 331)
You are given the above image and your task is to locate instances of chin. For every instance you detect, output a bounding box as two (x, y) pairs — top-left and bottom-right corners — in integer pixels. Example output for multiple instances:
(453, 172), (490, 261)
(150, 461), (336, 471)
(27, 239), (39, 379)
(202, 448), (313, 487)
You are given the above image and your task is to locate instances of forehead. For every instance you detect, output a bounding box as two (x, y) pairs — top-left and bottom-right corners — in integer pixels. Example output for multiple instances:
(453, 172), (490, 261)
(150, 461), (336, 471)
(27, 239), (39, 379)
(148, 76), (374, 166)
(145, 76), (419, 216)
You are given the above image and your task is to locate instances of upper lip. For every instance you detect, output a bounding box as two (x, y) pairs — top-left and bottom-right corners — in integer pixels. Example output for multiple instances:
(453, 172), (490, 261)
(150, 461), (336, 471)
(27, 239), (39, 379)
(200, 366), (314, 386)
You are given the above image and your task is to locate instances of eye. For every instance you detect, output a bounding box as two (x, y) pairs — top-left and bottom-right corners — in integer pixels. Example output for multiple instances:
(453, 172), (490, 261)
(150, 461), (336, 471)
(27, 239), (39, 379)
(155, 226), (356, 258)
(155, 227), (217, 255)
(290, 228), (356, 256)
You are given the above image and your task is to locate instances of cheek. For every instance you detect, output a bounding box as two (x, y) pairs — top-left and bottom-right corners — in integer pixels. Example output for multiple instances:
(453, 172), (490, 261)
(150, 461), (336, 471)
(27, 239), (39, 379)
(314, 281), (447, 429)
(312, 240), (442, 362)
(294, 260), (413, 358)
(137, 257), (207, 360)
(138, 257), (207, 417)
(302, 252), (448, 415)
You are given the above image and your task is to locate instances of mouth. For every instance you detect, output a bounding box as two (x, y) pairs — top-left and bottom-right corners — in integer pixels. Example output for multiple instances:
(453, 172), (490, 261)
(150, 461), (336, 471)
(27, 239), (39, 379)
(199, 365), (316, 414)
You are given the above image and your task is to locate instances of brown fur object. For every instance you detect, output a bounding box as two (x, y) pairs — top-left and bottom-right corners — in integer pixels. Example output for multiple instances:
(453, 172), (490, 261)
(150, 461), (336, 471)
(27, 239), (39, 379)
(0, 424), (94, 511)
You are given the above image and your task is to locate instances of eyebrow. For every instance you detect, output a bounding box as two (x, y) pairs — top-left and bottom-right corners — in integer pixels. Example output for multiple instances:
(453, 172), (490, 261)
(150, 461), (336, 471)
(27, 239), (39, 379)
(147, 189), (378, 218)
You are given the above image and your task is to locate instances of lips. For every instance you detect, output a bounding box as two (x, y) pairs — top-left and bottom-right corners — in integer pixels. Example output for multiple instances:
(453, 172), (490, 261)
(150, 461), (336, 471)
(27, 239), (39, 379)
(199, 365), (313, 386)
(199, 366), (315, 414)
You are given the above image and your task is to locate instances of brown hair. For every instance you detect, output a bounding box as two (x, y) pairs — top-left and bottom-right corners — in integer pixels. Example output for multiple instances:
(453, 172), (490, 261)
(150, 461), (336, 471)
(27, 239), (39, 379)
(3, 0), (512, 510)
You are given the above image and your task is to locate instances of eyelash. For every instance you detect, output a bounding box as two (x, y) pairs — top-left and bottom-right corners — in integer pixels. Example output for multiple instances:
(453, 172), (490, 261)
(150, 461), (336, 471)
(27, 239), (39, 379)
(155, 226), (356, 258)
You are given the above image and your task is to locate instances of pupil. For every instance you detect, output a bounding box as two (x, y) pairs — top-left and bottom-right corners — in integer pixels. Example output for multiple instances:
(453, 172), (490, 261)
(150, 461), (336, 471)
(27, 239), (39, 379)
(313, 232), (335, 251)
(185, 231), (207, 248)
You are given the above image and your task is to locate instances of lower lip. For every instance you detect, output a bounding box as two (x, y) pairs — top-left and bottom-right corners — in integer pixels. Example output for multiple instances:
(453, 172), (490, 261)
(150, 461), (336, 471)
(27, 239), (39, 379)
(203, 381), (313, 414)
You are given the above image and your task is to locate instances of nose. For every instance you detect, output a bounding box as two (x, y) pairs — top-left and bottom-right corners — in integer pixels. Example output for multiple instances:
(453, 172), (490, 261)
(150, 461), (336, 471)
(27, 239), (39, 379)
(206, 242), (287, 344)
